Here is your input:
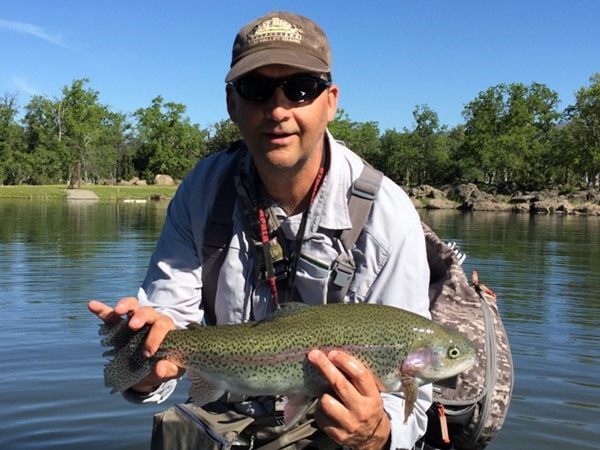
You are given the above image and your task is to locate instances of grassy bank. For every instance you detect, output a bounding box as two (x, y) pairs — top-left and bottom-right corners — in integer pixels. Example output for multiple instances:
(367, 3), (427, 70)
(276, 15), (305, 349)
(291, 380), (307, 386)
(0, 185), (178, 201)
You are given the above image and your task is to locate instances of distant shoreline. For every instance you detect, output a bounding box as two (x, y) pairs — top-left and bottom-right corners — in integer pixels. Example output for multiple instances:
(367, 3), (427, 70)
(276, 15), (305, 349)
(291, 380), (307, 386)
(1, 183), (599, 216)
(0, 185), (177, 202)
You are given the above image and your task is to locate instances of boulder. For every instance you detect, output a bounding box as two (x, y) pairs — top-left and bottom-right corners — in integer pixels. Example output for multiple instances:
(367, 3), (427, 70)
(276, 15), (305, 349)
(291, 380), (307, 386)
(154, 174), (175, 186)
(411, 197), (424, 209)
(567, 188), (600, 204)
(409, 185), (434, 199)
(530, 198), (574, 214)
(573, 203), (600, 216)
(149, 194), (170, 202)
(427, 187), (447, 199)
(470, 200), (513, 212)
(513, 203), (531, 213)
(448, 183), (482, 203)
(510, 195), (534, 204)
(426, 198), (459, 210)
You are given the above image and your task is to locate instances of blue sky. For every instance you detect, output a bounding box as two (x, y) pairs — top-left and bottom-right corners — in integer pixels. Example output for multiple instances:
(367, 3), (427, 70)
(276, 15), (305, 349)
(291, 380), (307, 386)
(1, 1), (599, 133)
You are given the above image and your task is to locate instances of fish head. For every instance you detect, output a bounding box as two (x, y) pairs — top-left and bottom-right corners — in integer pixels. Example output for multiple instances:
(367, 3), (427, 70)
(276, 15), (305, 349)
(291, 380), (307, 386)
(402, 329), (477, 384)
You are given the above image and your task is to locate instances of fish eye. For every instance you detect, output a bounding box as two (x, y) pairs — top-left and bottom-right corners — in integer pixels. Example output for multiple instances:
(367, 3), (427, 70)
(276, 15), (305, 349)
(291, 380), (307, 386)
(448, 345), (461, 359)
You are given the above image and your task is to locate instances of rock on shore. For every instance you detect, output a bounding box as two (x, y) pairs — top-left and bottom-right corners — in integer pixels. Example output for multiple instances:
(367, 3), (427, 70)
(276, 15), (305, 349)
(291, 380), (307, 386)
(405, 183), (600, 216)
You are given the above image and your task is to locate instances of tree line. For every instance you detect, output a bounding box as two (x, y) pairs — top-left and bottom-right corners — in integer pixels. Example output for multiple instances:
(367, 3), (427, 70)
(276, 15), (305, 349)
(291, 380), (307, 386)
(1, 74), (599, 191)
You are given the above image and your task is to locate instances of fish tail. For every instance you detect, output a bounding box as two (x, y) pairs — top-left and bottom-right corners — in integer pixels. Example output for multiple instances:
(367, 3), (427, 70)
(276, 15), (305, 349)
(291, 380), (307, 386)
(99, 318), (154, 393)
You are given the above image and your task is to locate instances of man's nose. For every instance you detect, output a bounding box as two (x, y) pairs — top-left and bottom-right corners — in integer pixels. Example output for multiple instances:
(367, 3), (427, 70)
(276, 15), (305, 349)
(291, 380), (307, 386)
(264, 87), (293, 121)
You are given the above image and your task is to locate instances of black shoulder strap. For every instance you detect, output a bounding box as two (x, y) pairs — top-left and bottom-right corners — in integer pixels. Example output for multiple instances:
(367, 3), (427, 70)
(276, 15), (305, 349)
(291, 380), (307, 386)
(201, 142), (244, 325)
(327, 164), (383, 302)
(201, 154), (383, 323)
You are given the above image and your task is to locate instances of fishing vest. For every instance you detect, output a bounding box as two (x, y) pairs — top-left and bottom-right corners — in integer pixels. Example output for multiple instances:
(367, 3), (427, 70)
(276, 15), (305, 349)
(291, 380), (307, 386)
(200, 140), (383, 326)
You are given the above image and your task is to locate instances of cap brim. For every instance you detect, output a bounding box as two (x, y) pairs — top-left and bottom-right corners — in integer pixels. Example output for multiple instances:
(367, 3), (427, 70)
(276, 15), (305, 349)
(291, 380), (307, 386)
(225, 48), (330, 82)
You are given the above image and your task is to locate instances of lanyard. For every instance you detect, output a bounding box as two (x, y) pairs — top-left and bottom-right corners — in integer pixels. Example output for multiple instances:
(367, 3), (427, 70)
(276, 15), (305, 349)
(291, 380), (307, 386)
(261, 153), (326, 308)
(237, 147), (328, 310)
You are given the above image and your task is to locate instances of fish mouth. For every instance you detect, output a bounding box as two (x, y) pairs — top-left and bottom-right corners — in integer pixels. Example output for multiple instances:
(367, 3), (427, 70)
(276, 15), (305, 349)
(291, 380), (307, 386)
(446, 354), (478, 379)
(420, 353), (478, 384)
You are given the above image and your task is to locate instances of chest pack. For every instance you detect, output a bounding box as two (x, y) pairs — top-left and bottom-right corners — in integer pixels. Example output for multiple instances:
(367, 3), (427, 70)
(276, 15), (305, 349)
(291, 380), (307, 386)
(199, 144), (513, 450)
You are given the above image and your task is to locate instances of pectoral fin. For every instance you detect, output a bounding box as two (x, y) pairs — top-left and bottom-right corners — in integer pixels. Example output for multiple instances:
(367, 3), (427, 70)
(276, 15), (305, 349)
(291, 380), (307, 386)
(401, 376), (419, 424)
(187, 368), (225, 406)
(283, 394), (314, 430)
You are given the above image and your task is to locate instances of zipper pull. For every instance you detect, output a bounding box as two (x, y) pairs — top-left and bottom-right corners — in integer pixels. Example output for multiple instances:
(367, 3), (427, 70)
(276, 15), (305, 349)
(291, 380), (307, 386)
(437, 403), (450, 444)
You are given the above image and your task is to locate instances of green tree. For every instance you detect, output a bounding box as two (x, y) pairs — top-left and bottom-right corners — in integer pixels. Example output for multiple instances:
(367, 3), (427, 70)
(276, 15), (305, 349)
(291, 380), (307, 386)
(441, 124), (466, 183)
(133, 96), (207, 180)
(563, 73), (600, 186)
(0, 93), (28, 184)
(379, 128), (418, 185)
(460, 83), (560, 189)
(60, 78), (119, 184)
(22, 94), (68, 184)
(206, 119), (241, 156)
(410, 104), (450, 184)
(328, 110), (381, 162)
(21, 79), (125, 184)
(89, 111), (130, 183)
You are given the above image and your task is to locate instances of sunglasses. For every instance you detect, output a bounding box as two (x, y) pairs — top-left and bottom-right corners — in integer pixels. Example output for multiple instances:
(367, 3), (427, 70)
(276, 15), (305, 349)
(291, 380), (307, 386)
(230, 75), (332, 103)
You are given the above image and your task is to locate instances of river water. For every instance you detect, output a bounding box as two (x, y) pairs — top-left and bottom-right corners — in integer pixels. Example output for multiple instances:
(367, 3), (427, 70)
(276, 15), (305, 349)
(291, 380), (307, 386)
(0, 200), (598, 449)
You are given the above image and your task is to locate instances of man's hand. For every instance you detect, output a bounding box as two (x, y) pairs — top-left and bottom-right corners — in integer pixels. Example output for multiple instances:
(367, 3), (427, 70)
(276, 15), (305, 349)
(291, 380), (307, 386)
(308, 349), (391, 450)
(88, 297), (185, 393)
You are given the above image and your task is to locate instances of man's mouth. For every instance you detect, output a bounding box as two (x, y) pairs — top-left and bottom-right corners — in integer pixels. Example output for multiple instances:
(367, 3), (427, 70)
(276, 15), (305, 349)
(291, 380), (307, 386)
(265, 131), (295, 143)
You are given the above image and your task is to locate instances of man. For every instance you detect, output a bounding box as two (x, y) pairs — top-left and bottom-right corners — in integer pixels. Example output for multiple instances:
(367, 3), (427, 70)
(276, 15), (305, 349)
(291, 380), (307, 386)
(90, 11), (431, 449)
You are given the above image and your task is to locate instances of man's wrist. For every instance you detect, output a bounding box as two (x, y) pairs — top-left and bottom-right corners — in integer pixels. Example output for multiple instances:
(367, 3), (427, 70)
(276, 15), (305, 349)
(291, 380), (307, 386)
(357, 411), (391, 450)
(377, 412), (392, 450)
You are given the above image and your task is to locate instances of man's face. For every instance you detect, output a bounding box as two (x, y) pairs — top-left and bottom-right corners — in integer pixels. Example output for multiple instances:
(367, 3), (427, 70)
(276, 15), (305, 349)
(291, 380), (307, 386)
(226, 65), (339, 175)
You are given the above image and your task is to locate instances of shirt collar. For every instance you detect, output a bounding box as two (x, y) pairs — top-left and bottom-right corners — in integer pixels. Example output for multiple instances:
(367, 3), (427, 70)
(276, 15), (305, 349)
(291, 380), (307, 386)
(307, 130), (353, 233)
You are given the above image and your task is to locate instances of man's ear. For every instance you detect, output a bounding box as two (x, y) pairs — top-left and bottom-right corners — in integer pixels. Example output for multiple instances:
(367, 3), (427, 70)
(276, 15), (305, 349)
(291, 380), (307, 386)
(226, 84), (237, 124)
(326, 84), (340, 122)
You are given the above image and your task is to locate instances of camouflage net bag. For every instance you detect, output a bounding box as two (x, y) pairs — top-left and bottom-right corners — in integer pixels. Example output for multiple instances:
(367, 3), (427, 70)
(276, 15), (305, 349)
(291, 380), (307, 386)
(420, 223), (514, 450)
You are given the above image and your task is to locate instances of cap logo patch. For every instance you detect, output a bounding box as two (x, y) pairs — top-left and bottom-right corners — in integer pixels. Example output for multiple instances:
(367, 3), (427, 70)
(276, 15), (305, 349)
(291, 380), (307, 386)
(247, 17), (303, 46)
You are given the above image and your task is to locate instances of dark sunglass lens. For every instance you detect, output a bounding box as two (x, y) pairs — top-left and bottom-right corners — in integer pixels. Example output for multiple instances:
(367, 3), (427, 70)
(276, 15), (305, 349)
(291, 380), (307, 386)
(236, 78), (275, 101)
(284, 78), (324, 102)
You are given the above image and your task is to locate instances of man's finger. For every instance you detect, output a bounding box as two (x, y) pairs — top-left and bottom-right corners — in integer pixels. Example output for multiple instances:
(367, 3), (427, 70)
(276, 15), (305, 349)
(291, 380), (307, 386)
(88, 300), (120, 323)
(123, 307), (176, 357)
(131, 360), (185, 394)
(143, 314), (176, 357)
(308, 350), (359, 405)
(326, 350), (382, 397)
(113, 297), (142, 317)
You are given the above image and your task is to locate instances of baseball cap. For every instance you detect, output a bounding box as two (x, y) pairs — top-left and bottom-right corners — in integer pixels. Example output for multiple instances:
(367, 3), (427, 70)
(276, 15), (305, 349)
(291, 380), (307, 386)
(225, 11), (332, 83)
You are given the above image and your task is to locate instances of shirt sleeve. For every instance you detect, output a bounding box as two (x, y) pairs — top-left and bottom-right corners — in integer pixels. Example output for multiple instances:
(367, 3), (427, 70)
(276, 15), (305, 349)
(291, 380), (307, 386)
(121, 171), (207, 404)
(365, 194), (432, 448)
(137, 177), (204, 328)
(121, 379), (179, 404)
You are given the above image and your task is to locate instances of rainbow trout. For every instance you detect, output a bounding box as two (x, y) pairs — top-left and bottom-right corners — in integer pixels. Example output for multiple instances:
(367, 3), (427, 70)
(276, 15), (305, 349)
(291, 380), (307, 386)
(100, 303), (476, 425)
